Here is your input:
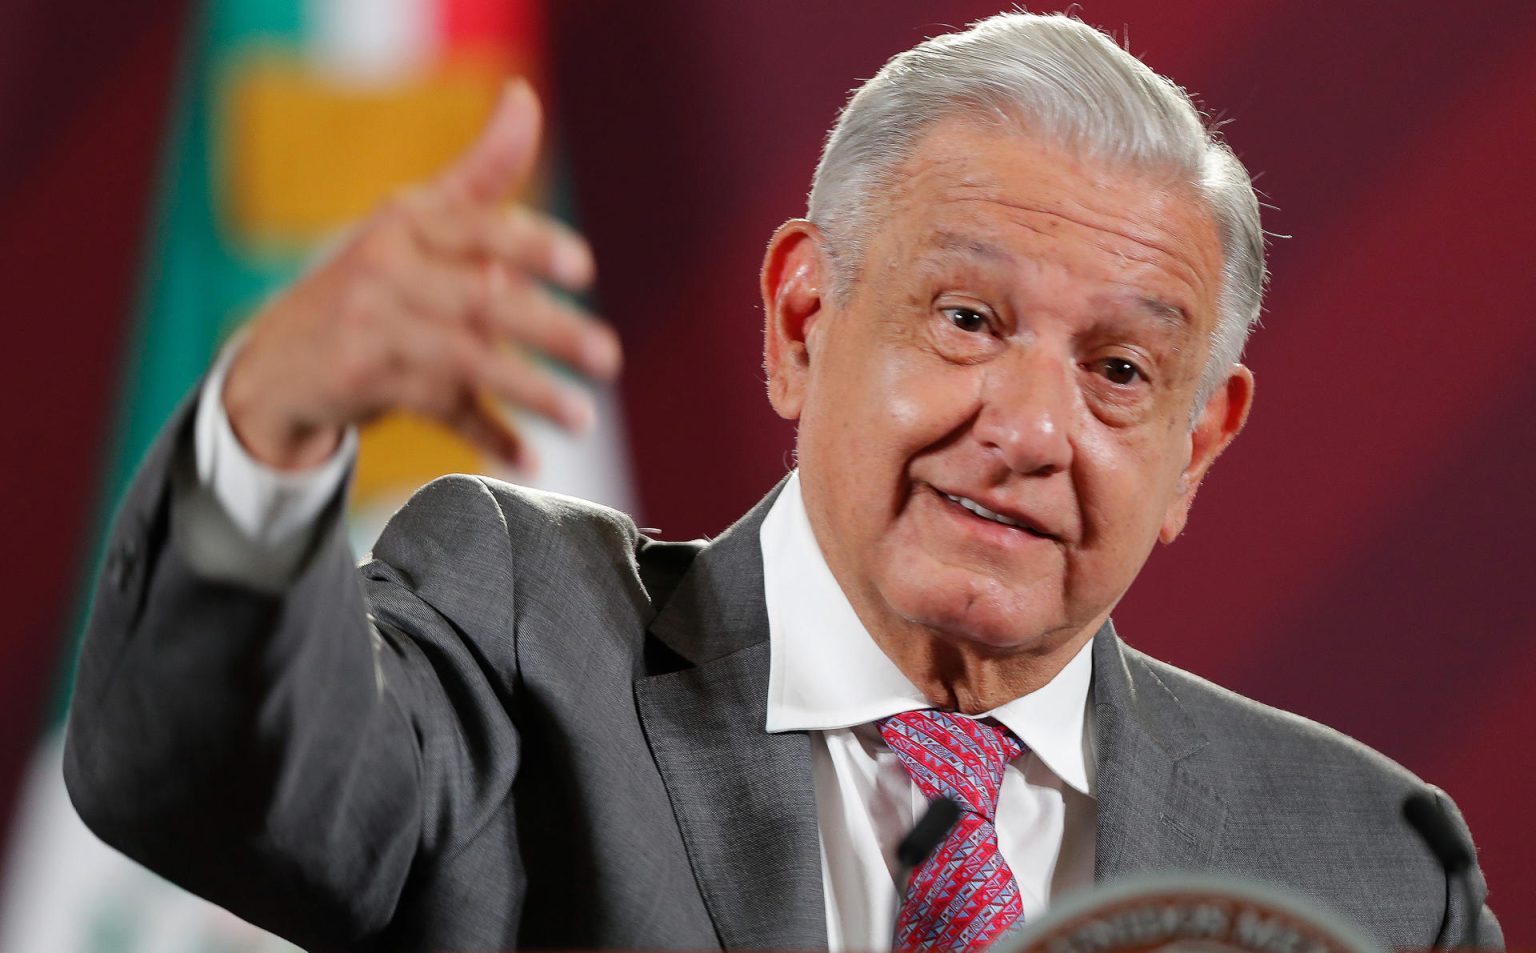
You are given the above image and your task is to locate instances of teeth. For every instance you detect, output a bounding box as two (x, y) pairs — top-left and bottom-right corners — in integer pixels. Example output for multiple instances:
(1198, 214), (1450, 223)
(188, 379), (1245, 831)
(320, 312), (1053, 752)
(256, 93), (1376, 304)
(944, 493), (1025, 528)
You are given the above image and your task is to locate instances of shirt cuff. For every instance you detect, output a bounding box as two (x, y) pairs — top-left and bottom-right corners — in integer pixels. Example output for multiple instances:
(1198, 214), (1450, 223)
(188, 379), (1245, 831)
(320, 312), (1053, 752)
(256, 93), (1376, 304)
(172, 337), (357, 590)
(194, 338), (357, 544)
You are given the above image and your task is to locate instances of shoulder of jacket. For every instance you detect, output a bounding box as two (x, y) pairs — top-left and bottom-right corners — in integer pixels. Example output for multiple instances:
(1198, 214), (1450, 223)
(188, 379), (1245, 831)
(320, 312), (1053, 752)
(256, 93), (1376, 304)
(366, 474), (643, 592)
(1123, 644), (1425, 791)
(388, 473), (637, 547)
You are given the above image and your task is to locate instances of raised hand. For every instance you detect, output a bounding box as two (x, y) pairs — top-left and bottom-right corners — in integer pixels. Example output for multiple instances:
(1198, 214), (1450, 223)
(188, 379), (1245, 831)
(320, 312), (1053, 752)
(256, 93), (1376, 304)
(221, 79), (619, 473)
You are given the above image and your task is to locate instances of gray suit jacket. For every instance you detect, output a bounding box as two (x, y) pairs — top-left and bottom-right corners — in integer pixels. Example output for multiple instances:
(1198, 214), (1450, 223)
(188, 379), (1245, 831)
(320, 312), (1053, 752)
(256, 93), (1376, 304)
(65, 401), (1501, 951)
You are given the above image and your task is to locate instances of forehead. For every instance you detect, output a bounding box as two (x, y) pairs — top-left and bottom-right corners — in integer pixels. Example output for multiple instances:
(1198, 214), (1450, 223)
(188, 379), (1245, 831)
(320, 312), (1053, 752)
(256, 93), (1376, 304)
(873, 118), (1225, 329)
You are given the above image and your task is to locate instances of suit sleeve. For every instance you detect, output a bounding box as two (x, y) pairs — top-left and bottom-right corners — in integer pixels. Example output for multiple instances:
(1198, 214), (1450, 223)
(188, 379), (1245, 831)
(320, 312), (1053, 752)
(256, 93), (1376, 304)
(179, 337), (358, 591)
(62, 390), (528, 950)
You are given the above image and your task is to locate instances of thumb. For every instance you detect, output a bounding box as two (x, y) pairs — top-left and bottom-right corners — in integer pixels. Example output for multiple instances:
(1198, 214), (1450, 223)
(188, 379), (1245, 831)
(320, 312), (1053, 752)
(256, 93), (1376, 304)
(441, 79), (542, 203)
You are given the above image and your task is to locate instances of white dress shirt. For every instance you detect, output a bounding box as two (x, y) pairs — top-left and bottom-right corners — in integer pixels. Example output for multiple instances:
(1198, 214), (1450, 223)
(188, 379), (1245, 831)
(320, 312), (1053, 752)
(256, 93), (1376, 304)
(175, 342), (356, 591)
(761, 472), (1097, 952)
(188, 358), (1098, 948)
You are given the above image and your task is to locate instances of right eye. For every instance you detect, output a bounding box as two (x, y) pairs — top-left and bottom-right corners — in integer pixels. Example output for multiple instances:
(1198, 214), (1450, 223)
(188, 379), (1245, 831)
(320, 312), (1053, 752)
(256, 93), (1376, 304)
(944, 307), (988, 333)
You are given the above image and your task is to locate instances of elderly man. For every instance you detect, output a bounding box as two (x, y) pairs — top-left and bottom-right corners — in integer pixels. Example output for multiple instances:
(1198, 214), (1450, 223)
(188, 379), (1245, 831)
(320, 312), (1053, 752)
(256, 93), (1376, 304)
(65, 11), (1498, 953)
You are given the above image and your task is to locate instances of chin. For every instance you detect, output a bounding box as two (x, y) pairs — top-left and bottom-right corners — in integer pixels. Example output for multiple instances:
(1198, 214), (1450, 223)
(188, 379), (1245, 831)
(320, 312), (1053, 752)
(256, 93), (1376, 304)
(881, 564), (1067, 654)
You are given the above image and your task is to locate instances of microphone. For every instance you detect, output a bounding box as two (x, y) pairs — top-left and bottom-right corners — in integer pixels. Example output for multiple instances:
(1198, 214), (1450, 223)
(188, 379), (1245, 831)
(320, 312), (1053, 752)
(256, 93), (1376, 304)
(898, 796), (962, 870)
(890, 797), (962, 948)
(1402, 791), (1477, 948)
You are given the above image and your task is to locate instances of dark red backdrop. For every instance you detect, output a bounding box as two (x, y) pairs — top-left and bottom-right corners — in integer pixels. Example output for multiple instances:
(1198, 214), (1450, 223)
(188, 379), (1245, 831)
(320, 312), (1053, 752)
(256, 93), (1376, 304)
(3, 0), (1531, 942)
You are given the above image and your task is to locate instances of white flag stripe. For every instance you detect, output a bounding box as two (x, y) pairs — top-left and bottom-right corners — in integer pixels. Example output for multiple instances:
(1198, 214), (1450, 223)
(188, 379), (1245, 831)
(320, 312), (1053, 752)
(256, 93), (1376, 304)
(306, 0), (436, 84)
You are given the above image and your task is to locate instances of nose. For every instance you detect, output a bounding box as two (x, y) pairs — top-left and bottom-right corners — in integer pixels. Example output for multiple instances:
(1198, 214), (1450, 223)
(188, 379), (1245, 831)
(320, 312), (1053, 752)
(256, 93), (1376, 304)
(972, 347), (1074, 476)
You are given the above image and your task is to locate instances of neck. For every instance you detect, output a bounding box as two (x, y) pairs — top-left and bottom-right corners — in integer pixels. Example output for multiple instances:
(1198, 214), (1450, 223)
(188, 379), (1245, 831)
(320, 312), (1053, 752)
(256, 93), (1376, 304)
(868, 616), (1103, 713)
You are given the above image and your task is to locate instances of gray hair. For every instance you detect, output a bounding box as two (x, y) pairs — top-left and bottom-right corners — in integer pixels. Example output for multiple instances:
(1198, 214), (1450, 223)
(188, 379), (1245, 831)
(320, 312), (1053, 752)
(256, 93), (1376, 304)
(806, 12), (1266, 413)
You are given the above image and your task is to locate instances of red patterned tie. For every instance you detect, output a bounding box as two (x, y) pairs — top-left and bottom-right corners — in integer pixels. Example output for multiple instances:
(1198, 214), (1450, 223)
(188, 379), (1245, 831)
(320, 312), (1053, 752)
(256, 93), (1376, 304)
(879, 711), (1025, 952)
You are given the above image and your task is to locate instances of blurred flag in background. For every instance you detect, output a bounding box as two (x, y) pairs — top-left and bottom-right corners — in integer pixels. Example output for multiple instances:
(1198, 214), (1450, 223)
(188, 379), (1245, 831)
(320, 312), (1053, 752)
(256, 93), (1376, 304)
(0, 0), (630, 949)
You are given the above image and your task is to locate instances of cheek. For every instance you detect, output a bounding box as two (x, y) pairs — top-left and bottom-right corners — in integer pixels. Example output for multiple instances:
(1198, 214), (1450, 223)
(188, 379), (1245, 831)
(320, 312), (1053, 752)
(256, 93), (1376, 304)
(887, 333), (992, 429)
(878, 355), (973, 452)
(1072, 428), (1176, 555)
(887, 383), (926, 432)
(809, 342), (980, 457)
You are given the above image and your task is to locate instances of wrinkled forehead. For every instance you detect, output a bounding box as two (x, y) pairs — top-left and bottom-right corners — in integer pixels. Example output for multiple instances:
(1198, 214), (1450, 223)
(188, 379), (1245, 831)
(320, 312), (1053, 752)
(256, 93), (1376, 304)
(893, 115), (1217, 235)
(871, 118), (1226, 325)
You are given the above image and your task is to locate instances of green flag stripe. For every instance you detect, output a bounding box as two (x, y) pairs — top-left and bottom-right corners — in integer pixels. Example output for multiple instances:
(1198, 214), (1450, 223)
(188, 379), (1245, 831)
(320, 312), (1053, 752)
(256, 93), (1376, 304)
(50, 0), (309, 727)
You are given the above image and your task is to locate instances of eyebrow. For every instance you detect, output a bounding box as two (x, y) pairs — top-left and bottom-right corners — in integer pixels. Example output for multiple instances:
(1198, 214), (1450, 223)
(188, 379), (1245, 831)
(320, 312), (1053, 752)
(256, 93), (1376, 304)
(925, 229), (1197, 332)
(928, 230), (1014, 264)
(1134, 296), (1191, 329)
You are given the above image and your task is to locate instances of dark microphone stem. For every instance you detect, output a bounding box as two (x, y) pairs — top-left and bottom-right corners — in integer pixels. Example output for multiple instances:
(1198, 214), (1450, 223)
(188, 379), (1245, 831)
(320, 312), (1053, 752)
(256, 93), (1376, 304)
(890, 797), (962, 950)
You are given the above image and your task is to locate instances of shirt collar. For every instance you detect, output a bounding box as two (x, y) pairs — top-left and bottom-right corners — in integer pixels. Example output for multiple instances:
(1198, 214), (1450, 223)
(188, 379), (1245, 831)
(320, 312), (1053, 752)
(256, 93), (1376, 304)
(760, 471), (1096, 796)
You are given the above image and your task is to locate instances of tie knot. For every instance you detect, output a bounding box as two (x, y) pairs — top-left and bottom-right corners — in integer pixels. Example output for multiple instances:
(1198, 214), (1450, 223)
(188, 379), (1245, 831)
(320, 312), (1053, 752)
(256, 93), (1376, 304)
(878, 710), (1023, 819)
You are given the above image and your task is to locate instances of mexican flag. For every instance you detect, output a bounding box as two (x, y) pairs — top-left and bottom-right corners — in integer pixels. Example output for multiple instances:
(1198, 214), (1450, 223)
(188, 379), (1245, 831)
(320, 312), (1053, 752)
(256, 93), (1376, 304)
(0, 1), (629, 949)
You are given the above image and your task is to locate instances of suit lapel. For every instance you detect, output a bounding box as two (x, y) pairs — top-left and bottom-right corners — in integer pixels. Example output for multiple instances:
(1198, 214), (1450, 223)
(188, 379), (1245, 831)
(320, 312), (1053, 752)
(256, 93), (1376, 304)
(633, 492), (1228, 938)
(634, 483), (827, 951)
(1091, 624), (1228, 880)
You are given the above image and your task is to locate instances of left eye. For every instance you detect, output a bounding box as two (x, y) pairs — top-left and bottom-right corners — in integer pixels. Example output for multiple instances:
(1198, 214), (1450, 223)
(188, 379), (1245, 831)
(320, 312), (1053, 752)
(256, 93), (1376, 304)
(945, 308), (988, 333)
(1096, 357), (1143, 385)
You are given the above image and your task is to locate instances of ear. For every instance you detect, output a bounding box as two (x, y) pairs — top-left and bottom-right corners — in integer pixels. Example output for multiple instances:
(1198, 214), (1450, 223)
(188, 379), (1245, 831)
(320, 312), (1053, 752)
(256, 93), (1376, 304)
(761, 219), (830, 421)
(1159, 365), (1255, 543)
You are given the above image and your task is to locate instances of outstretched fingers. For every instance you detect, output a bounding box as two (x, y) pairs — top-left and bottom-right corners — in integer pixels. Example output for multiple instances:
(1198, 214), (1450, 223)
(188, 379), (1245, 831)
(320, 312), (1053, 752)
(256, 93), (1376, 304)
(436, 79), (543, 205)
(219, 79), (620, 474)
(409, 198), (595, 293)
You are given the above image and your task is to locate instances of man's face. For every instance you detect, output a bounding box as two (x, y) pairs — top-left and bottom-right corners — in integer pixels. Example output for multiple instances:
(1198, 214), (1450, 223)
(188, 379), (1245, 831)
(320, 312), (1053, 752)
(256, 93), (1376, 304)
(764, 119), (1249, 661)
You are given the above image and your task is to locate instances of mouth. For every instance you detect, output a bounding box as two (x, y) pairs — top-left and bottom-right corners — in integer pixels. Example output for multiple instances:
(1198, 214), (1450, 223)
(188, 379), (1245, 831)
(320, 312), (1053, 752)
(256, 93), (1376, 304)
(938, 490), (1057, 541)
